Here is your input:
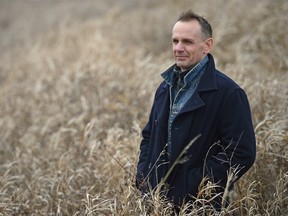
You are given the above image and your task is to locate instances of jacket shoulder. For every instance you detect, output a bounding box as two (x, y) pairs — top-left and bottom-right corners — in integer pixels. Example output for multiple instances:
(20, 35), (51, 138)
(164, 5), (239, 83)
(214, 70), (243, 92)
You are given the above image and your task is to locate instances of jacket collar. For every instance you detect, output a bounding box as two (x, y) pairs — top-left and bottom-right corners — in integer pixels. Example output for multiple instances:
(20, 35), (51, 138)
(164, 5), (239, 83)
(156, 54), (218, 114)
(161, 55), (208, 89)
(180, 54), (218, 114)
(197, 53), (218, 92)
(158, 53), (218, 94)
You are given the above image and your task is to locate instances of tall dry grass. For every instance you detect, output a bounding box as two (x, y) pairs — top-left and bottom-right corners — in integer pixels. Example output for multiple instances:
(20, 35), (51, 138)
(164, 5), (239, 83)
(0, 0), (287, 215)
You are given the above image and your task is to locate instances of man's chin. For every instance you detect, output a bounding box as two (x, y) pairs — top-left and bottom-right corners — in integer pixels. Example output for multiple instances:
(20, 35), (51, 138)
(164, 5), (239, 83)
(176, 62), (188, 70)
(176, 62), (186, 68)
(177, 63), (196, 71)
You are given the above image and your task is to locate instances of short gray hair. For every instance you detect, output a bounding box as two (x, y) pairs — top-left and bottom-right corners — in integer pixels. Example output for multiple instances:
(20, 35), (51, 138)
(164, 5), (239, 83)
(177, 10), (213, 39)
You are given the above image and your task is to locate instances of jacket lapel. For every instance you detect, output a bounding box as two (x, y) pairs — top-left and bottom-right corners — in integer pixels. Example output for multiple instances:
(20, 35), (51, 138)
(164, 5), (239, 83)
(178, 92), (205, 115)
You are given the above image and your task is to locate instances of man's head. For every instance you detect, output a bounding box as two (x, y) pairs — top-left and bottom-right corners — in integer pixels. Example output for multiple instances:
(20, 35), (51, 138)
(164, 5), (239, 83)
(172, 11), (213, 71)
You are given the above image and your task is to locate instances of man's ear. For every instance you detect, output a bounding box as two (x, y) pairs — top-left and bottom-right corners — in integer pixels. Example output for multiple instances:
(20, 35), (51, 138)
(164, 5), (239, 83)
(204, 38), (213, 54)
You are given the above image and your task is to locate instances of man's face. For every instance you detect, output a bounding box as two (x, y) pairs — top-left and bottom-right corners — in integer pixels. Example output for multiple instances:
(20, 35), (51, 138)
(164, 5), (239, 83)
(172, 20), (212, 71)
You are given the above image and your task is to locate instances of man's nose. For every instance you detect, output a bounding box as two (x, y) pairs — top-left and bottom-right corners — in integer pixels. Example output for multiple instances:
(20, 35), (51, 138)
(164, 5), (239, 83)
(174, 42), (184, 51)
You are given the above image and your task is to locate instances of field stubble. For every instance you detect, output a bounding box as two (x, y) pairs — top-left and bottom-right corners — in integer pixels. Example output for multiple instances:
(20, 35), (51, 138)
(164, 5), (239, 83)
(0, 0), (287, 215)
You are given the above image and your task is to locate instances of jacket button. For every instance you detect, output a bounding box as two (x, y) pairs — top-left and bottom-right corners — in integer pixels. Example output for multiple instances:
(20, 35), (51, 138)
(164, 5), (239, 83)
(154, 120), (158, 126)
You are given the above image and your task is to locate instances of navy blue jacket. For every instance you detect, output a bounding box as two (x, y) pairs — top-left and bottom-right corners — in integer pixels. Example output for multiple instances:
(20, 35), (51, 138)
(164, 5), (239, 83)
(136, 54), (256, 205)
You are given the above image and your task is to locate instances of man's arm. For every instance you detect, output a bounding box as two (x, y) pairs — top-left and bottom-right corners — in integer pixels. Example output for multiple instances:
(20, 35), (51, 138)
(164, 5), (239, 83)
(187, 89), (256, 195)
(136, 103), (156, 188)
(214, 88), (256, 180)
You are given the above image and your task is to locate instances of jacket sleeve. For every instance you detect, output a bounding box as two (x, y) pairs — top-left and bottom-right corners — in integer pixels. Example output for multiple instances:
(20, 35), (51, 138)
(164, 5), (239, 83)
(136, 84), (166, 182)
(189, 89), (256, 194)
(136, 110), (153, 178)
(136, 95), (158, 188)
(209, 88), (255, 184)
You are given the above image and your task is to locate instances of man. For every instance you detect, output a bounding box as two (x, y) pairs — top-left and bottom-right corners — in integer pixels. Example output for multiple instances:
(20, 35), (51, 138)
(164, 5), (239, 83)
(136, 11), (256, 208)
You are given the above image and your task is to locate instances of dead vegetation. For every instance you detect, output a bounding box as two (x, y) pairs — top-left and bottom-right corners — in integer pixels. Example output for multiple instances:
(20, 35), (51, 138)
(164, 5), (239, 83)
(0, 0), (287, 215)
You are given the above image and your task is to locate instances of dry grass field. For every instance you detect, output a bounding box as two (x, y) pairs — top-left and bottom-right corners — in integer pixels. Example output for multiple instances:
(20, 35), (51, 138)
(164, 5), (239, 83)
(0, 0), (287, 215)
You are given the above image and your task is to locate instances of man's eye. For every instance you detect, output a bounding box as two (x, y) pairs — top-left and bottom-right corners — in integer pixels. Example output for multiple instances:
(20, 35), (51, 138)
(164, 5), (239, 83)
(185, 41), (193, 44)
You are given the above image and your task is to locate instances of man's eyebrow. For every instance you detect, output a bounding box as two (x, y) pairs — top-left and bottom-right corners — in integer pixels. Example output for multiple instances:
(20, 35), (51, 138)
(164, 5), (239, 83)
(182, 38), (194, 42)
